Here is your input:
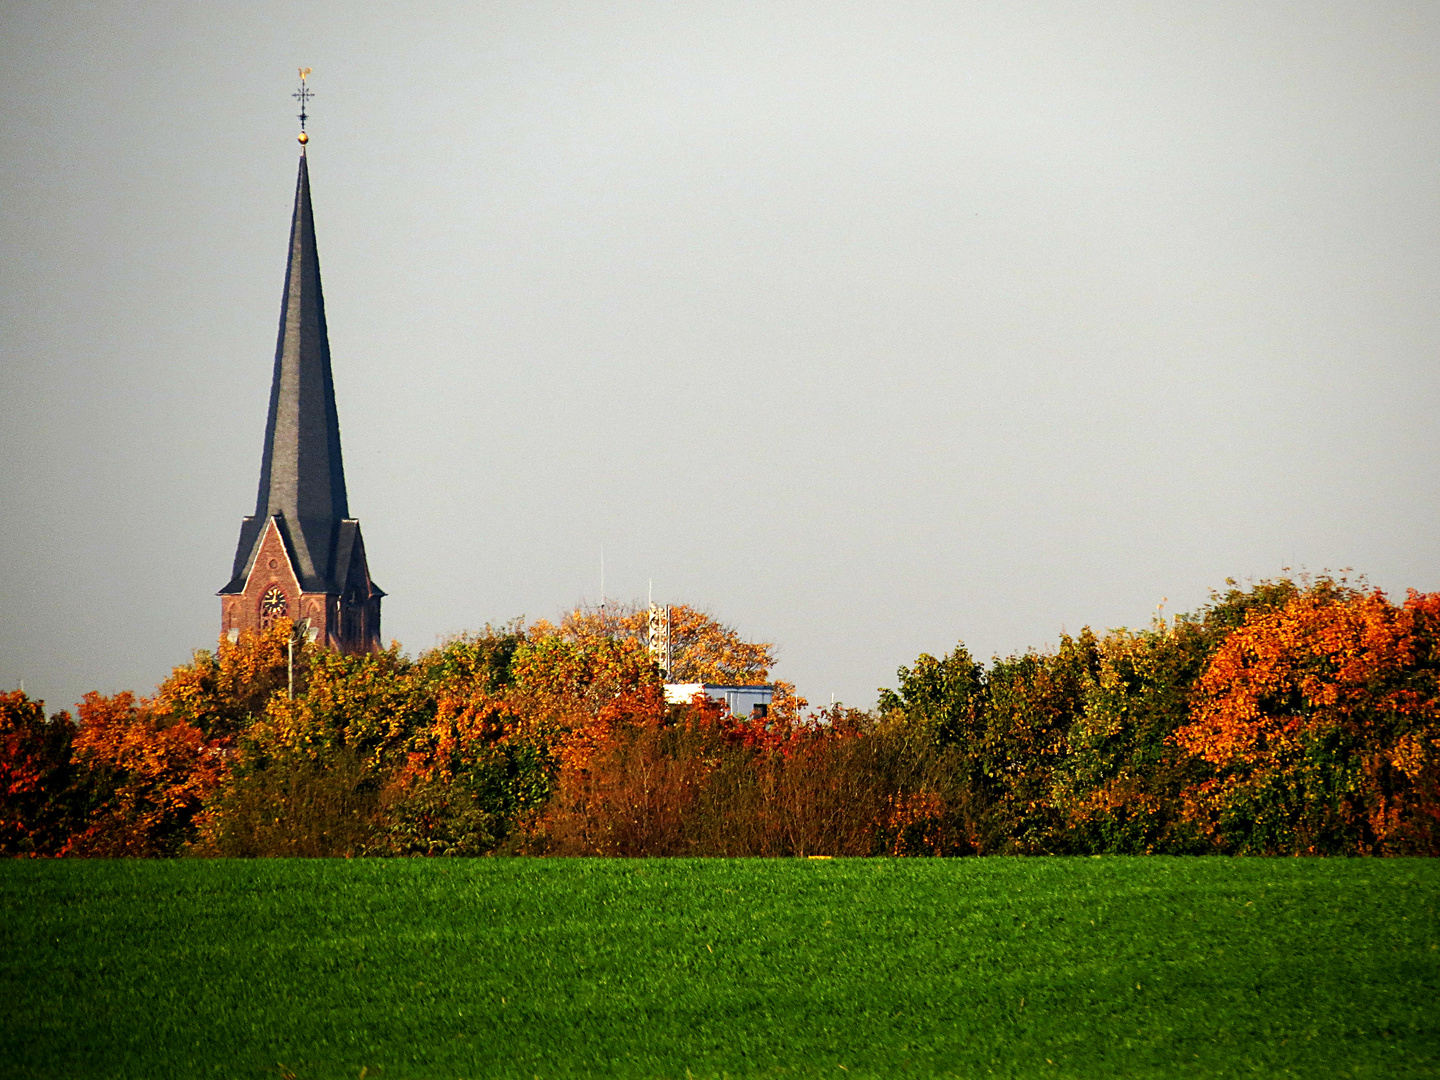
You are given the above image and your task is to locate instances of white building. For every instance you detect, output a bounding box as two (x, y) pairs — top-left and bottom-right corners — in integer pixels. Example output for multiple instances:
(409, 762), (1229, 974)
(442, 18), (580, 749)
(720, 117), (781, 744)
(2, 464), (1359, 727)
(664, 683), (774, 718)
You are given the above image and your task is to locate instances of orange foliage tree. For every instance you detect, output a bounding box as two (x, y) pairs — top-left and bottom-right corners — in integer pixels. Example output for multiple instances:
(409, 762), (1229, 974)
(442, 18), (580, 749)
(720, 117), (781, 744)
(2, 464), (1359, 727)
(67, 691), (225, 857)
(2, 621), (298, 859)
(1176, 584), (1440, 854)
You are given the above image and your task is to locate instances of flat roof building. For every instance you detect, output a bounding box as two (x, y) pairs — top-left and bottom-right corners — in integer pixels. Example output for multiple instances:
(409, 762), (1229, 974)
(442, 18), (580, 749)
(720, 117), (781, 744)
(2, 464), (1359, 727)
(664, 683), (774, 718)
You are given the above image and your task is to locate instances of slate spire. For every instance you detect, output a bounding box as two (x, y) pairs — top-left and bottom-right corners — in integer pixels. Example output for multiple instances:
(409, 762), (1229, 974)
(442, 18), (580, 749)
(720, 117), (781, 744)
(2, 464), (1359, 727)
(256, 151), (349, 580)
(221, 151), (355, 595)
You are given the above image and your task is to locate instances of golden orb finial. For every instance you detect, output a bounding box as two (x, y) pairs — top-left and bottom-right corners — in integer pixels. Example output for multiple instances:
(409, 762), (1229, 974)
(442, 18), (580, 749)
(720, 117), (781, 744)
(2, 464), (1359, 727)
(298, 131), (309, 145)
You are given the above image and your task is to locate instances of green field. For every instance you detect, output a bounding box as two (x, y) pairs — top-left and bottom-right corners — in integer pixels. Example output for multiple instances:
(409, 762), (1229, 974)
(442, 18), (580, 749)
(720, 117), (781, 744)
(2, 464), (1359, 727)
(1, 858), (1435, 1079)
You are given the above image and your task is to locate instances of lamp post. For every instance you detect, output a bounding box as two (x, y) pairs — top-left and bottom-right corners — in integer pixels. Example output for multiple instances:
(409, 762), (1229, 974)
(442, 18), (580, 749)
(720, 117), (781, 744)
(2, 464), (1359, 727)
(288, 618), (311, 699)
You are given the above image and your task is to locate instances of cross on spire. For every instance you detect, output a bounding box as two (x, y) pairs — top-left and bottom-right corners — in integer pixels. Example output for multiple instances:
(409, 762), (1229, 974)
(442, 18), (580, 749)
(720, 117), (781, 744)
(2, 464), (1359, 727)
(293, 67), (313, 145)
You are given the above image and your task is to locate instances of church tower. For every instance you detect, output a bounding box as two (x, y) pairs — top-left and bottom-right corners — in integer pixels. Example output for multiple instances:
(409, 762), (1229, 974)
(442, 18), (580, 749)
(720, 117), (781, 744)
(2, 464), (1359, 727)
(218, 114), (383, 652)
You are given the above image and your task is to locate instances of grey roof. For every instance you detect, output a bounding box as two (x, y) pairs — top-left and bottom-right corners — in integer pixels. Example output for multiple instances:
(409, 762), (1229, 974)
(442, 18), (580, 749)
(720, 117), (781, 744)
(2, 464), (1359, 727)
(221, 152), (375, 596)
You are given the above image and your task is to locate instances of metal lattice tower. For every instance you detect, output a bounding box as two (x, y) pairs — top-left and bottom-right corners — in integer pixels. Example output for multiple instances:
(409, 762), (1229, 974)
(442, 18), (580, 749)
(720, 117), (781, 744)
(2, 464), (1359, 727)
(648, 602), (673, 680)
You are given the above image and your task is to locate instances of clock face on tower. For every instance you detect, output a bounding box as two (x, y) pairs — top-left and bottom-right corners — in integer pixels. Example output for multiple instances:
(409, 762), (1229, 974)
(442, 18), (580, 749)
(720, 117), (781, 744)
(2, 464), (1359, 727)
(261, 586), (288, 625)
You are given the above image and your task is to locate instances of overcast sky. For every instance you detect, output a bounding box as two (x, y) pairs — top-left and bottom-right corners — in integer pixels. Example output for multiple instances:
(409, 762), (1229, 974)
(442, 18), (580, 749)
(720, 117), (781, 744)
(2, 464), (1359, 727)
(3, 1), (1438, 713)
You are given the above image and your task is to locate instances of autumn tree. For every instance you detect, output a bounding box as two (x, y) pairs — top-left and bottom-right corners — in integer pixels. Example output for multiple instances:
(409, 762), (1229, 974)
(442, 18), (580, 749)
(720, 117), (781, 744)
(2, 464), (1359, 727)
(66, 691), (225, 857)
(1050, 580), (1317, 854)
(1176, 583), (1440, 854)
(195, 622), (667, 857)
(0, 691), (79, 856)
(151, 619), (299, 739)
(1053, 623), (1214, 854)
(879, 643), (986, 749)
(530, 602), (775, 684)
(877, 633), (1099, 853)
(529, 600), (813, 722)
(2, 624), (301, 859)
(34, 569), (1433, 860)
(386, 629), (657, 856)
(194, 637), (432, 857)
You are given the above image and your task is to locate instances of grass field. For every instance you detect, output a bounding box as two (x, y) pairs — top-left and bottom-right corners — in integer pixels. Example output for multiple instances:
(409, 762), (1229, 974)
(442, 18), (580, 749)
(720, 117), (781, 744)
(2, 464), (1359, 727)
(1, 857), (1436, 1079)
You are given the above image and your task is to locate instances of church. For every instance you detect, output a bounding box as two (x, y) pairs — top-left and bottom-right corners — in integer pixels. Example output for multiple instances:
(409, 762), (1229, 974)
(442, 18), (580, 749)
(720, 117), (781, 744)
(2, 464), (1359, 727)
(217, 113), (384, 652)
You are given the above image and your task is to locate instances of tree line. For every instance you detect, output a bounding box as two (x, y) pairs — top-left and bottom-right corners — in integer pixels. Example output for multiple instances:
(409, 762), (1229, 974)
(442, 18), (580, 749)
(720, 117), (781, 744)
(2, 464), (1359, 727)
(3, 578), (1437, 858)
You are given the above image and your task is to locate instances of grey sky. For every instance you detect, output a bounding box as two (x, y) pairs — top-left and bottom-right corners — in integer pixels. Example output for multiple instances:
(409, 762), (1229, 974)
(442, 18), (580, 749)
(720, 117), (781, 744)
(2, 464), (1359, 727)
(3, 1), (1437, 713)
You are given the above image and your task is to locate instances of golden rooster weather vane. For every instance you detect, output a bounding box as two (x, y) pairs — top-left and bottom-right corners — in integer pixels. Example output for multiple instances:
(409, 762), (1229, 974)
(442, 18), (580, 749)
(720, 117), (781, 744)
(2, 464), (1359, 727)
(293, 67), (313, 146)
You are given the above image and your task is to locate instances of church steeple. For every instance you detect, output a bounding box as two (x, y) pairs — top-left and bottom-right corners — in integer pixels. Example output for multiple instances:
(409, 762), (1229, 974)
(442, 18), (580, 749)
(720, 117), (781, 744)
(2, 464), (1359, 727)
(249, 152), (349, 585)
(219, 121), (383, 653)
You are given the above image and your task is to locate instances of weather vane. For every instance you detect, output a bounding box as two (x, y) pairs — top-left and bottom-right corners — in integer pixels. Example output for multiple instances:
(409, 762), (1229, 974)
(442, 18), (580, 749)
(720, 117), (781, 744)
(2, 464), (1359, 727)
(293, 67), (313, 146)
